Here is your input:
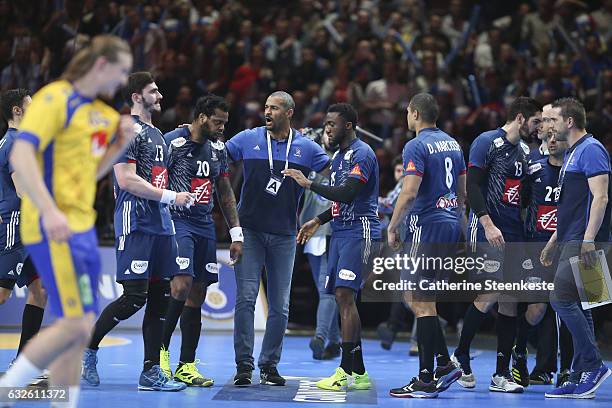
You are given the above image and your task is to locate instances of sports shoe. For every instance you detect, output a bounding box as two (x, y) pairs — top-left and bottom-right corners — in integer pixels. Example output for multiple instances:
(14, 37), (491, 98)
(316, 367), (349, 391)
(511, 347), (529, 387)
(29, 371), (49, 388)
(489, 371), (524, 393)
(260, 366), (286, 386)
(233, 365), (252, 386)
(322, 343), (341, 360)
(529, 370), (552, 385)
(450, 353), (475, 388)
(545, 382), (581, 399)
(556, 369), (571, 388)
(434, 361), (462, 392)
(138, 365), (186, 391)
(160, 347), (171, 378)
(349, 372), (372, 390)
(376, 322), (397, 350)
(409, 342), (419, 357)
(389, 377), (439, 398)
(572, 364), (611, 398)
(309, 337), (325, 360)
(81, 348), (100, 386)
(174, 360), (213, 387)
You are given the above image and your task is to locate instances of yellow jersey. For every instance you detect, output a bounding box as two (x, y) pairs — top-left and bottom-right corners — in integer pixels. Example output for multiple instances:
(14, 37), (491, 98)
(18, 80), (119, 244)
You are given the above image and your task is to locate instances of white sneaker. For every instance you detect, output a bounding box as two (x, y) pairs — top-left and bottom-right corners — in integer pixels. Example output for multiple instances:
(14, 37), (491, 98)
(489, 372), (524, 393)
(450, 353), (476, 388)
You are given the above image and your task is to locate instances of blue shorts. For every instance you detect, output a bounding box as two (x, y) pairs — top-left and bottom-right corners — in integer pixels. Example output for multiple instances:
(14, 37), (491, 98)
(325, 235), (380, 294)
(116, 231), (180, 282)
(175, 230), (218, 286)
(26, 228), (100, 318)
(467, 213), (525, 283)
(0, 247), (38, 289)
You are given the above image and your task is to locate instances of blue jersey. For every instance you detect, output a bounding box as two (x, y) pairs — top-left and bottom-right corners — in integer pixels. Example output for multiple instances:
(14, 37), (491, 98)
(557, 134), (611, 243)
(524, 158), (561, 242)
(528, 144), (548, 163)
(114, 116), (174, 237)
(0, 128), (21, 250)
(165, 127), (229, 239)
(225, 126), (329, 235)
(468, 128), (530, 235)
(329, 138), (381, 239)
(402, 128), (466, 224)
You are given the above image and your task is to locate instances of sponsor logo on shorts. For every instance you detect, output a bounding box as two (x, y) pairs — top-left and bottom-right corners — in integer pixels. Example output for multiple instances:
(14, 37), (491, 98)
(483, 260), (501, 273)
(338, 269), (356, 281)
(522, 259), (534, 270)
(130, 260), (149, 274)
(176, 257), (190, 270)
(206, 263), (219, 274)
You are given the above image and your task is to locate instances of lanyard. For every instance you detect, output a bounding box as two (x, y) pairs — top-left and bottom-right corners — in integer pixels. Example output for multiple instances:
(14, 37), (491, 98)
(558, 147), (577, 189)
(267, 129), (293, 178)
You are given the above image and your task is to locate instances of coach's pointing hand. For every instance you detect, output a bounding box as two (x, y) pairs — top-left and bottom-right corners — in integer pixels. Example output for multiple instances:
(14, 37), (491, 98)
(282, 169), (312, 189)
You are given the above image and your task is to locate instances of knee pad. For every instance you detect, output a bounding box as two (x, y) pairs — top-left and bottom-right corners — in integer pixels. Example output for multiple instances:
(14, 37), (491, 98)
(114, 290), (148, 320)
(145, 279), (170, 316)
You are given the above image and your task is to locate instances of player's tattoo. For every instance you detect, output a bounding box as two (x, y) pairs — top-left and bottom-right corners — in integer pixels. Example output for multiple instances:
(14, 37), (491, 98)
(216, 176), (239, 228)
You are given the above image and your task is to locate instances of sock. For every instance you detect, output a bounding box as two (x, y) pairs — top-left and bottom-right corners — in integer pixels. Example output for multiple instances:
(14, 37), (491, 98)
(495, 313), (517, 375)
(162, 297), (186, 350)
(417, 316), (437, 383)
(515, 314), (529, 356)
(51, 386), (80, 408)
(352, 342), (365, 375)
(340, 342), (356, 374)
(434, 318), (450, 367)
(0, 354), (42, 387)
(89, 300), (124, 350)
(455, 304), (487, 357)
(143, 281), (170, 370)
(179, 306), (202, 363)
(17, 304), (44, 355)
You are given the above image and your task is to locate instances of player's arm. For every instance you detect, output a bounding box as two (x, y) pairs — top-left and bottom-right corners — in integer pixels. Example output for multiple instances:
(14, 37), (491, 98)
(456, 173), (468, 232)
(297, 208), (332, 245)
(581, 173), (609, 266)
(467, 166), (504, 249)
(282, 168), (364, 203)
(96, 115), (136, 180)
(113, 163), (193, 207)
(540, 230), (557, 267)
(216, 176), (240, 229)
(10, 173), (23, 198)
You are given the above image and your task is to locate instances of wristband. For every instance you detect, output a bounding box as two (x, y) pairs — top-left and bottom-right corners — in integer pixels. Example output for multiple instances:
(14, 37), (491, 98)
(583, 239), (595, 243)
(475, 210), (488, 218)
(230, 227), (244, 242)
(160, 189), (177, 205)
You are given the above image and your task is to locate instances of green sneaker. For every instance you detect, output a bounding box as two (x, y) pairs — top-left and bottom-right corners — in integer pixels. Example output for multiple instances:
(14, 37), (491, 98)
(316, 367), (350, 391)
(350, 371), (372, 390)
(160, 347), (172, 378)
(174, 360), (214, 387)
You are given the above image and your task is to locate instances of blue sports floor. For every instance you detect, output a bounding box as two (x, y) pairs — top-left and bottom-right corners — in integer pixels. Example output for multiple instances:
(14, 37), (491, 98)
(1, 331), (610, 407)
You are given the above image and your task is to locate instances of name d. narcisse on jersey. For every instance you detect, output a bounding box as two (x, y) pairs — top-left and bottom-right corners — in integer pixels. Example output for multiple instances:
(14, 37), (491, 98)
(426, 140), (461, 154)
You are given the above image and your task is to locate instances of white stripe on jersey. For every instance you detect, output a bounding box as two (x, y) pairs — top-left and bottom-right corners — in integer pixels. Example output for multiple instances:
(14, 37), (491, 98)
(361, 217), (371, 264)
(469, 213), (478, 252)
(5, 210), (18, 250)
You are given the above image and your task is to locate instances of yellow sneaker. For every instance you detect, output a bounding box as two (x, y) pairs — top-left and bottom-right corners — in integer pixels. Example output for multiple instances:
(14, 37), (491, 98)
(160, 347), (172, 378)
(316, 367), (350, 391)
(174, 360), (214, 387)
(350, 371), (372, 390)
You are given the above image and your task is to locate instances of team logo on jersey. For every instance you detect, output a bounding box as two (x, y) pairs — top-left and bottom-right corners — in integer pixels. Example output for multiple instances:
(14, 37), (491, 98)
(294, 147), (302, 158)
(90, 130), (108, 157)
(520, 142), (530, 155)
(338, 269), (356, 281)
(493, 137), (504, 148)
(349, 164), (362, 177)
(536, 205), (557, 231)
(344, 150), (353, 160)
(171, 137), (187, 147)
(502, 178), (521, 205)
(191, 178), (212, 204)
(133, 123), (143, 135)
(152, 166), (168, 189)
(405, 160), (417, 172)
(436, 193), (458, 209)
(331, 201), (340, 217)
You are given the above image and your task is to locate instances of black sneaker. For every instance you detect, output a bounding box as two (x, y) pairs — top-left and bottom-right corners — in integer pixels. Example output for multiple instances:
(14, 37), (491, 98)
(376, 322), (397, 350)
(322, 343), (341, 360)
(511, 347), (530, 387)
(433, 361), (462, 392)
(233, 365), (252, 386)
(309, 337), (325, 360)
(529, 371), (553, 385)
(556, 369), (571, 388)
(260, 366), (286, 386)
(389, 377), (439, 398)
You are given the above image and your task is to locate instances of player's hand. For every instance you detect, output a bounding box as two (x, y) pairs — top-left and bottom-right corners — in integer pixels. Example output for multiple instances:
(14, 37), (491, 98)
(282, 169), (312, 189)
(387, 228), (401, 251)
(175, 192), (196, 207)
(540, 241), (556, 267)
(116, 115), (136, 146)
(297, 219), (320, 245)
(581, 241), (597, 268)
(229, 241), (243, 265)
(42, 205), (72, 243)
(484, 224), (505, 250)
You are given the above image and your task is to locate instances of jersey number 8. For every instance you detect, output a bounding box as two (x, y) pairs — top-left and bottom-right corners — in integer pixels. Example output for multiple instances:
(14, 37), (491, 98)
(444, 157), (453, 189)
